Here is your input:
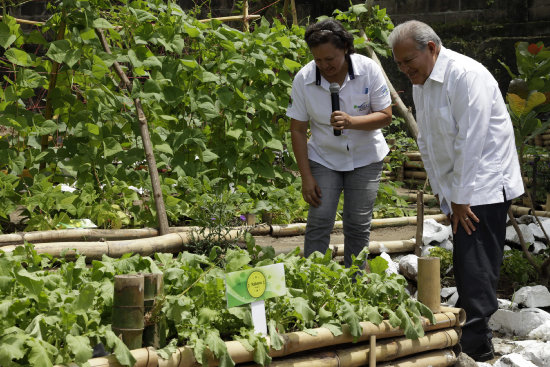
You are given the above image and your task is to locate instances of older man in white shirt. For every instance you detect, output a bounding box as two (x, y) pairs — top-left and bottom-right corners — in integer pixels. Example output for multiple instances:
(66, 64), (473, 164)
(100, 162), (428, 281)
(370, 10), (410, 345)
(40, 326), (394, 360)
(388, 20), (524, 362)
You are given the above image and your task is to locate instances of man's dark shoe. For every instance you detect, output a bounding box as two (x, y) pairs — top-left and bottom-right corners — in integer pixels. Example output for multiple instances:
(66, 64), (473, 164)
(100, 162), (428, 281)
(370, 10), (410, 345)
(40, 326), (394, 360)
(465, 341), (494, 362)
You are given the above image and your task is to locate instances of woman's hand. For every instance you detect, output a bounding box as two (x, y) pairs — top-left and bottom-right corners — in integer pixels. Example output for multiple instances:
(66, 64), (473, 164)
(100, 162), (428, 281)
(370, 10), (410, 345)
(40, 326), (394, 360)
(330, 111), (353, 131)
(301, 174), (322, 208)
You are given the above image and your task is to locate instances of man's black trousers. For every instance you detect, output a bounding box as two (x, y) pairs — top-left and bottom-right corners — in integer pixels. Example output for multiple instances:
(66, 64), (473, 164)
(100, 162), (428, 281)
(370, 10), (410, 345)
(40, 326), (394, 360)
(453, 198), (511, 354)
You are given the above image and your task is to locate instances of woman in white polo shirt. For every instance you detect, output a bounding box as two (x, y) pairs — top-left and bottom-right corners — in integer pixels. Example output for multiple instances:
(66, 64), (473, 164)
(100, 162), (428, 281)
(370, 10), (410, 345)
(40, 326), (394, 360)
(287, 19), (392, 267)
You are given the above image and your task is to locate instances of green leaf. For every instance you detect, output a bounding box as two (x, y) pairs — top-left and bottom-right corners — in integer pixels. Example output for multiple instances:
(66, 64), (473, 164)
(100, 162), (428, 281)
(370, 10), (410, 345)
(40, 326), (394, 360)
(225, 249), (251, 272)
(0, 332), (27, 361)
(93, 18), (114, 29)
(26, 339), (53, 367)
(73, 283), (95, 314)
(14, 268), (44, 300)
(5, 48), (32, 66)
(103, 137), (123, 157)
(36, 120), (58, 136)
(283, 58), (302, 71)
(268, 319), (284, 350)
(46, 40), (70, 64)
(66, 335), (93, 363)
(0, 23), (17, 49)
(290, 297), (315, 323)
(368, 256), (388, 275)
(338, 301), (361, 339)
(104, 330), (136, 366)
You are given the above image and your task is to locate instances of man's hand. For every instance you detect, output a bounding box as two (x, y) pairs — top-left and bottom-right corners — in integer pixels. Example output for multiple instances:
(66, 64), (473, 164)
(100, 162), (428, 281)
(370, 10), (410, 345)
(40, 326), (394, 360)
(301, 175), (322, 208)
(330, 111), (352, 131)
(451, 202), (479, 235)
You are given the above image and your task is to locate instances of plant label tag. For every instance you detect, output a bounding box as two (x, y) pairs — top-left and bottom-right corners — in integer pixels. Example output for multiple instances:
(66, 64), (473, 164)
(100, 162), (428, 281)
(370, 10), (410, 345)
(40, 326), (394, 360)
(251, 300), (267, 336)
(224, 263), (286, 308)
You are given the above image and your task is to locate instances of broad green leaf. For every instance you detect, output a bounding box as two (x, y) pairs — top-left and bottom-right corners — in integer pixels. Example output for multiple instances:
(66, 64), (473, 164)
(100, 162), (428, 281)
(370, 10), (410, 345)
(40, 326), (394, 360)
(184, 23), (200, 38)
(66, 335), (92, 363)
(14, 268), (43, 299)
(46, 40), (70, 64)
(93, 18), (114, 29)
(36, 120), (58, 136)
(283, 58), (302, 71)
(5, 48), (32, 66)
(26, 339), (53, 367)
(290, 297), (315, 323)
(86, 123), (100, 135)
(103, 137), (123, 157)
(268, 319), (284, 350)
(507, 92), (546, 116)
(368, 256), (388, 275)
(224, 248), (251, 272)
(338, 301), (361, 339)
(0, 23), (17, 49)
(104, 330), (136, 366)
(201, 149), (219, 163)
(320, 323), (343, 336)
(265, 139), (283, 151)
(73, 283), (95, 314)
(0, 332), (27, 361)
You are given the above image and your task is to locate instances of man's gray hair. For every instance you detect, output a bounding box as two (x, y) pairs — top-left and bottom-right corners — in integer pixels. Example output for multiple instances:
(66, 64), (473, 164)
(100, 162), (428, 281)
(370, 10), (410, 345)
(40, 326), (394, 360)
(387, 20), (442, 50)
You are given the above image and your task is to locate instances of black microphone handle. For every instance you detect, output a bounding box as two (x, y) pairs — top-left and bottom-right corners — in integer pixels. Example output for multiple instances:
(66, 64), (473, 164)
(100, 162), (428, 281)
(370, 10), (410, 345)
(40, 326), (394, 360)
(331, 92), (341, 136)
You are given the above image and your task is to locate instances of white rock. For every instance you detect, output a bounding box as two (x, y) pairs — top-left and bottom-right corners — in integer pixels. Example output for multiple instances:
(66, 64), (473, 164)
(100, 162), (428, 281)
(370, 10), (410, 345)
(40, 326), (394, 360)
(532, 241), (547, 254)
(489, 308), (550, 337)
(441, 286), (457, 299)
(493, 353), (538, 367)
(504, 245), (512, 252)
(422, 218), (452, 245)
(520, 340), (550, 366)
(528, 223), (545, 240)
(498, 298), (519, 311)
(447, 291), (459, 307)
(493, 337), (518, 356)
(439, 238), (454, 251)
(527, 320), (550, 342)
(514, 285), (550, 308)
(506, 224), (535, 245)
(380, 252), (399, 276)
(477, 363), (492, 367)
(398, 254), (418, 281)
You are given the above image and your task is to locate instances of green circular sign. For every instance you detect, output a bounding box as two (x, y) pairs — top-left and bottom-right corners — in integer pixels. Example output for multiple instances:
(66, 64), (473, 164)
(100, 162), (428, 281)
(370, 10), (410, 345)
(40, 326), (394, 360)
(246, 271), (266, 298)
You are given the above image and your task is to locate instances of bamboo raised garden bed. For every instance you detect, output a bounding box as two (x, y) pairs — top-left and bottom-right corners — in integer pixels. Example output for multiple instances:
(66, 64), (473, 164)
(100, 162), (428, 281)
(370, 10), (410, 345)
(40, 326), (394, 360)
(59, 307), (465, 367)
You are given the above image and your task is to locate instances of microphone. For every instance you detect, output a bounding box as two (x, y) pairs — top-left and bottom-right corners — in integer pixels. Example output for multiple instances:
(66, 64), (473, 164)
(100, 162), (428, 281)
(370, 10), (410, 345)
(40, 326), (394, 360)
(329, 82), (341, 136)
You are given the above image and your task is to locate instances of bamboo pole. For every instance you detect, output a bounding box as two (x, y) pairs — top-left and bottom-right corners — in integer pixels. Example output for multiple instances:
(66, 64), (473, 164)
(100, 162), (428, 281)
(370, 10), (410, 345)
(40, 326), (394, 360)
(198, 14), (261, 23)
(377, 349), (457, 367)
(510, 205), (550, 218)
(57, 311), (462, 367)
(112, 274), (144, 350)
(143, 273), (164, 348)
(242, 0), (249, 32)
(415, 191), (424, 256)
(0, 224), (271, 247)
(358, 31), (419, 140)
(370, 335), (377, 367)
(95, 28), (169, 236)
(417, 257), (441, 313)
(404, 161), (424, 169)
(405, 171), (427, 179)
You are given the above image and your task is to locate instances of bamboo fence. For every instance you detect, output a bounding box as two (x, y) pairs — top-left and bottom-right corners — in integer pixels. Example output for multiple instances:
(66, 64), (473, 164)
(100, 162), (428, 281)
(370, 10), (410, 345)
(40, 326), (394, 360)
(58, 307), (464, 367)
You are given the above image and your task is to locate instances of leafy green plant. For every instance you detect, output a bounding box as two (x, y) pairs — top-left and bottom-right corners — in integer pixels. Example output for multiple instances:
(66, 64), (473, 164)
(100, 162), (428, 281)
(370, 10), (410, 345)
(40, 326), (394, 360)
(428, 247), (453, 279)
(0, 240), (435, 366)
(501, 249), (544, 286)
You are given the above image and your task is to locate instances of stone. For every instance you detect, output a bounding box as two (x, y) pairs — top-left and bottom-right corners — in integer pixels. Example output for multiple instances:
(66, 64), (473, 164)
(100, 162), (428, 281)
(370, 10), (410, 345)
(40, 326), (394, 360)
(493, 337), (518, 356)
(498, 298), (519, 311)
(506, 224), (535, 246)
(516, 215), (536, 225)
(520, 340), (550, 366)
(379, 252), (399, 276)
(514, 285), (550, 308)
(420, 244), (435, 257)
(422, 218), (452, 245)
(528, 222), (545, 240)
(398, 254), (418, 281)
(489, 308), (550, 337)
(439, 238), (453, 251)
(447, 291), (459, 307)
(527, 320), (550, 342)
(441, 286), (457, 299)
(504, 245), (512, 252)
(493, 353), (538, 367)
(532, 241), (547, 255)
(454, 352), (478, 367)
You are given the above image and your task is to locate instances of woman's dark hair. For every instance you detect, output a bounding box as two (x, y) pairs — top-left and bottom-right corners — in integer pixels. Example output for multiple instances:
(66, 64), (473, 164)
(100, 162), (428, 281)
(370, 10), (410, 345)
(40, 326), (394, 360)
(304, 19), (355, 54)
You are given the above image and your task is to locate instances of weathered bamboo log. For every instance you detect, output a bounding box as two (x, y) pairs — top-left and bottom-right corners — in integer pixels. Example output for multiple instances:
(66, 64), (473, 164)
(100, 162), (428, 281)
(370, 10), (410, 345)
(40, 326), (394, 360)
(404, 152), (422, 160)
(418, 257), (441, 313)
(404, 171), (427, 179)
(198, 14), (261, 23)
(270, 215), (448, 237)
(404, 161), (424, 169)
(377, 349), (457, 367)
(244, 329), (459, 367)
(58, 310), (462, 367)
(143, 273), (164, 348)
(112, 275), (144, 350)
(510, 205), (550, 218)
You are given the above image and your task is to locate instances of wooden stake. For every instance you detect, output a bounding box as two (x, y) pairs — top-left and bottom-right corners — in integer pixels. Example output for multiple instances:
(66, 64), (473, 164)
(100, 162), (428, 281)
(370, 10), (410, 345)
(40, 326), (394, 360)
(369, 335), (376, 367)
(143, 273), (164, 348)
(415, 191), (424, 256)
(95, 28), (169, 236)
(112, 274), (144, 350)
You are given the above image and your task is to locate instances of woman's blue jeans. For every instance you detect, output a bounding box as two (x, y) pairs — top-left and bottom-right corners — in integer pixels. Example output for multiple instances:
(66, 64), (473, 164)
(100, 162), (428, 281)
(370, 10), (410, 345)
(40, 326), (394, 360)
(304, 159), (383, 267)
